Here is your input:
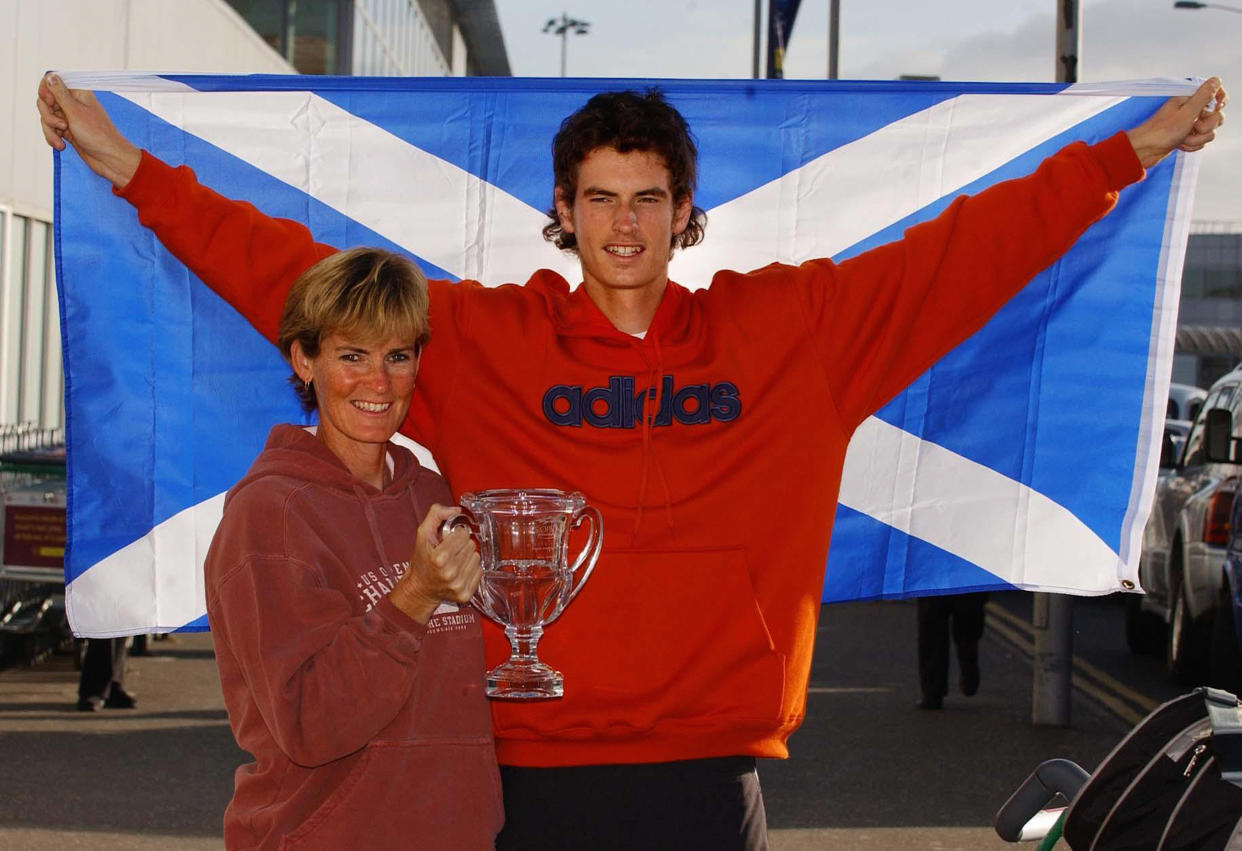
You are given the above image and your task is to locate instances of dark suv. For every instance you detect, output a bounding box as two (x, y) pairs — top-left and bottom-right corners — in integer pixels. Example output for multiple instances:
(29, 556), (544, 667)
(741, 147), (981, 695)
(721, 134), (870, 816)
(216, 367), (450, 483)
(1217, 477), (1242, 694)
(1128, 365), (1242, 683)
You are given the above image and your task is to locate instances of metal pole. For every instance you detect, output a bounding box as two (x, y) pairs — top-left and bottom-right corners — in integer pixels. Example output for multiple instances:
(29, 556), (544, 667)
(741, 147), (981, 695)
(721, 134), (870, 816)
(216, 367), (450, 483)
(1032, 0), (1080, 729)
(1055, 0), (1080, 86)
(753, 0), (762, 79)
(543, 12), (589, 77)
(828, 0), (840, 79)
(1031, 593), (1074, 726)
(766, 3), (781, 78)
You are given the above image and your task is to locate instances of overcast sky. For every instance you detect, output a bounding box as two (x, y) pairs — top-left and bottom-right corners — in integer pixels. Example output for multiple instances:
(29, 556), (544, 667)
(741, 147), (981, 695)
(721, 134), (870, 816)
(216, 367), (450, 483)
(493, 0), (1240, 223)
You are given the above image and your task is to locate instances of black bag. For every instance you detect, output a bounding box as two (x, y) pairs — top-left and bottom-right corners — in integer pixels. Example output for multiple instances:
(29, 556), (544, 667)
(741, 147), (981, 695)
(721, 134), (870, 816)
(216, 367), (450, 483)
(1062, 687), (1242, 850)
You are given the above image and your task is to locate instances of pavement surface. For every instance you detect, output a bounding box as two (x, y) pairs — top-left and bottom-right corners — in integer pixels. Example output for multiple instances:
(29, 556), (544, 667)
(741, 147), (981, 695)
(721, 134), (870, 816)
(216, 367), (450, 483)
(0, 597), (1136, 850)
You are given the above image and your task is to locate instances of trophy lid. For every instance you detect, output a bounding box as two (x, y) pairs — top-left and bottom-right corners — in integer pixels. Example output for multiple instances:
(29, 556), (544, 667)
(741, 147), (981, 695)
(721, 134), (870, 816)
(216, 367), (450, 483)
(459, 488), (586, 516)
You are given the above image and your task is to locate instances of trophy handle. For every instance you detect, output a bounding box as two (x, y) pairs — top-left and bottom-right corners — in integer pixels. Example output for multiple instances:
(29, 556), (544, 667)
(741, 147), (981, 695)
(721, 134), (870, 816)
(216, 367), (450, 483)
(438, 512), (473, 541)
(439, 513), (500, 623)
(564, 505), (603, 606)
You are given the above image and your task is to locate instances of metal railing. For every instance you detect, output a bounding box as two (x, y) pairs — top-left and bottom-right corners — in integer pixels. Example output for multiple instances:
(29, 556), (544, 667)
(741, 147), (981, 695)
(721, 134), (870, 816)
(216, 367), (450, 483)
(0, 423), (64, 455)
(0, 423), (65, 493)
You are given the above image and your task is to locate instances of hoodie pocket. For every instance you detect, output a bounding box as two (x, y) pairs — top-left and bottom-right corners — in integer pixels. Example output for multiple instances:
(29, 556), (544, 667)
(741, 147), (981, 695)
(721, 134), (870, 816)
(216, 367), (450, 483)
(499, 547), (786, 737)
(281, 740), (502, 850)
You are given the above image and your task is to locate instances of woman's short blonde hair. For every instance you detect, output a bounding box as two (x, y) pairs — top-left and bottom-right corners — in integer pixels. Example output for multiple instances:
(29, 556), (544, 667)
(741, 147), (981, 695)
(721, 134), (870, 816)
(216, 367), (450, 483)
(277, 248), (431, 412)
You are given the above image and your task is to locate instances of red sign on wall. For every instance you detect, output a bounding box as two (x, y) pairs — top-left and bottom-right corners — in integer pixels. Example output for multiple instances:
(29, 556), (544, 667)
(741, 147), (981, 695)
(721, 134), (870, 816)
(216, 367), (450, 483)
(3, 505), (65, 568)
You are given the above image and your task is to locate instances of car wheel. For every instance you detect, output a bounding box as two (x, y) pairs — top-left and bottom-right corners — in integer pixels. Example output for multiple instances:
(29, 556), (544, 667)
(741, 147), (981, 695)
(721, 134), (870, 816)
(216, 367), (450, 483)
(1210, 585), (1242, 696)
(1167, 570), (1210, 685)
(1125, 594), (1165, 655)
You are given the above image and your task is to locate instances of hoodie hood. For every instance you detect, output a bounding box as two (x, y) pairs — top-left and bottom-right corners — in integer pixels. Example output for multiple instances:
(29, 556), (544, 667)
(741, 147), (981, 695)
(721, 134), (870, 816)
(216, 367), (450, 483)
(226, 423), (421, 507)
(527, 268), (709, 371)
(225, 424), (430, 570)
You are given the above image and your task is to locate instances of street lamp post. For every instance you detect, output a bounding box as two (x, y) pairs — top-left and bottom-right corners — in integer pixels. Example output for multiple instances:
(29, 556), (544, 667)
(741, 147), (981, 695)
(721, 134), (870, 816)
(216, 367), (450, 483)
(543, 12), (591, 77)
(1056, 0), (1081, 85)
(828, 0), (840, 80)
(753, 0), (761, 79)
(1030, 0), (1082, 730)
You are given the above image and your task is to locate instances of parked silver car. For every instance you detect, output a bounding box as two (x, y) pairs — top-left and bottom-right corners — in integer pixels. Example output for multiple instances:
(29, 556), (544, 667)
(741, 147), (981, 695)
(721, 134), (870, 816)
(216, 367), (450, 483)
(1167, 382), (1208, 423)
(1128, 367), (1241, 683)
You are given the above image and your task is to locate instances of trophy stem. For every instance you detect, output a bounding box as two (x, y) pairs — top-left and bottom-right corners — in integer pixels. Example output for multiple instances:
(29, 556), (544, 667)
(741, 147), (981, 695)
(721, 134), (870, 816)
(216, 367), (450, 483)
(485, 624), (563, 699)
(508, 625), (542, 661)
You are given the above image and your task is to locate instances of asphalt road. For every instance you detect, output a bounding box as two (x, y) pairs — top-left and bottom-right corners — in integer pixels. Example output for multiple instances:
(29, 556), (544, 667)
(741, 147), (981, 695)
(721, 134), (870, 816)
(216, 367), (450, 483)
(0, 595), (1147, 850)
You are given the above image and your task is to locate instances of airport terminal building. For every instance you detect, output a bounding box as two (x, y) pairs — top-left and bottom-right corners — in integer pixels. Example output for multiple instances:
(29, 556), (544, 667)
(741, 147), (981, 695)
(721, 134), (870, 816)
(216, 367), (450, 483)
(0, 0), (508, 431)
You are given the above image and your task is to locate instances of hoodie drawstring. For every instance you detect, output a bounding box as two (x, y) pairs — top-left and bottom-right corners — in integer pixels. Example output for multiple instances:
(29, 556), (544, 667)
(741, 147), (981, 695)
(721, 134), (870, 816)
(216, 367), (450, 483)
(355, 475), (428, 579)
(354, 473), (427, 578)
(354, 484), (392, 571)
(630, 334), (676, 544)
(648, 334), (675, 534)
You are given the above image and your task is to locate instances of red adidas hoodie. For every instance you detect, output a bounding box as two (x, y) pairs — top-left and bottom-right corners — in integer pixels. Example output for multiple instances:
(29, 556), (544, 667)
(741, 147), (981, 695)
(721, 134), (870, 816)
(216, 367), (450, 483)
(125, 132), (1142, 768)
(205, 425), (502, 848)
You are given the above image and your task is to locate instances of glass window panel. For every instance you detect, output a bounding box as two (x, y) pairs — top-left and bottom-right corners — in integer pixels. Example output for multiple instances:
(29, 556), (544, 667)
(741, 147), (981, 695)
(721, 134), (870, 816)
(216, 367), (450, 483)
(1205, 269), (1242, 300)
(1200, 357), (1239, 394)
(0, 209), (7, 422)
(1180, 267), (1203, 299)
(39, 225), (63, 429)
(225, 0), (284, 53)
(290, 0), (340, 74)
(3, 215), (29, 424)
(19, 220), (48, 423)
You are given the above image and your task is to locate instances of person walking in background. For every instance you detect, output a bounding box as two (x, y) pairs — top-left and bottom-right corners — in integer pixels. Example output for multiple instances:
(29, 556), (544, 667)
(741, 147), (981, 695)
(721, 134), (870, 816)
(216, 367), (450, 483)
(76, 637), (135, 711)
(915, 592), (989, 710)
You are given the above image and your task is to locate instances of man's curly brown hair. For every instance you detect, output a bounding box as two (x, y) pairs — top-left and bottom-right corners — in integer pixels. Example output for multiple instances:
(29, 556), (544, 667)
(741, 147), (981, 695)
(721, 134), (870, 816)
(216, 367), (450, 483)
(542, 89), (707, 254)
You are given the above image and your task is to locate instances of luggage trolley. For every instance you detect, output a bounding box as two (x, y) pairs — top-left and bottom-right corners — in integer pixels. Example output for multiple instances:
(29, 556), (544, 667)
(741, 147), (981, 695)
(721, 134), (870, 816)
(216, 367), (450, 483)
(995, 688), (1242, 849)
(0, 423), (71, 666)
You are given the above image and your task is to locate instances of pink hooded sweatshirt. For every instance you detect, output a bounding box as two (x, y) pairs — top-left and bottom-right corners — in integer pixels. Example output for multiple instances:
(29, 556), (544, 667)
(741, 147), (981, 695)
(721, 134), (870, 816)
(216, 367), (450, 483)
(205, 424), (502, 849)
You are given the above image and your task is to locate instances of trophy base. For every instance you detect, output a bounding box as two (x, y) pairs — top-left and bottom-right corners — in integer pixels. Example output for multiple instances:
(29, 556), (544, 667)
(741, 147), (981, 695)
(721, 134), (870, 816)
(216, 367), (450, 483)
(486, 659), (563, 699)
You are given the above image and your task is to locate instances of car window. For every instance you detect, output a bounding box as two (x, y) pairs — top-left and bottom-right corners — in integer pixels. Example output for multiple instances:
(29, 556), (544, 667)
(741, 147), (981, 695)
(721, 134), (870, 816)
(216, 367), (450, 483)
(1183, 383), (1236, 467)
(1188, 398), (1204, 422)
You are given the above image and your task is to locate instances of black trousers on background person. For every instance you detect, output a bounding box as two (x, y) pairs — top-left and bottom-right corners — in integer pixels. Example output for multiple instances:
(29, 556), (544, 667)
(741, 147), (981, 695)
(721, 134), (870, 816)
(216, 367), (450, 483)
(77, 637), (135, 711)
(916, 592), (989, 710)
(497, 756), (769, 850)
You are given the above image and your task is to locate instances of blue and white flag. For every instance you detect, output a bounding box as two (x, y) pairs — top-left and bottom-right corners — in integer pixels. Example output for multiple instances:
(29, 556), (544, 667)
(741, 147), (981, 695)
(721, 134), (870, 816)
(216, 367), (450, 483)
(53, 73), (1200, 637)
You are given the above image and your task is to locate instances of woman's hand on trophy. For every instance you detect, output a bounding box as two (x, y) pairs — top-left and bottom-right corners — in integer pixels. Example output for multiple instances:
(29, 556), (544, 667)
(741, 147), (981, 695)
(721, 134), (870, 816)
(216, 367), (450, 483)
(390, 504), (481, 624)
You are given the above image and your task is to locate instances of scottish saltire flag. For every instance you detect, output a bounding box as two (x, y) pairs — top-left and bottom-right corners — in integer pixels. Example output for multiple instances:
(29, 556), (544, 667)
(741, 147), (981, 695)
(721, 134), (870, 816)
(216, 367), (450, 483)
(53, 73), (1201, 637)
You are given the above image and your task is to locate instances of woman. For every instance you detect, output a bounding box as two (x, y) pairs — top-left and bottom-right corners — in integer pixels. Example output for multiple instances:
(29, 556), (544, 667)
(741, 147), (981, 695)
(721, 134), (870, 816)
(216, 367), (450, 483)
(204, 248), (502, 849)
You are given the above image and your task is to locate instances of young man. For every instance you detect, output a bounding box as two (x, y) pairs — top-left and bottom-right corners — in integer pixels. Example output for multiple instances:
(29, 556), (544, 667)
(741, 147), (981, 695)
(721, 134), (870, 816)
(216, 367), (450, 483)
(40, 76), (1225, 850)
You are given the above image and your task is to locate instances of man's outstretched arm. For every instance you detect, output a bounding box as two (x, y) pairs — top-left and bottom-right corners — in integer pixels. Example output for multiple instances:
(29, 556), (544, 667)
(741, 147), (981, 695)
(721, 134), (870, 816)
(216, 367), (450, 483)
(800, 76), (1227, 427)
(1126, 76), (1226, 168)
(37, 72), (333, 342)
(38, 74), (141, 188)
